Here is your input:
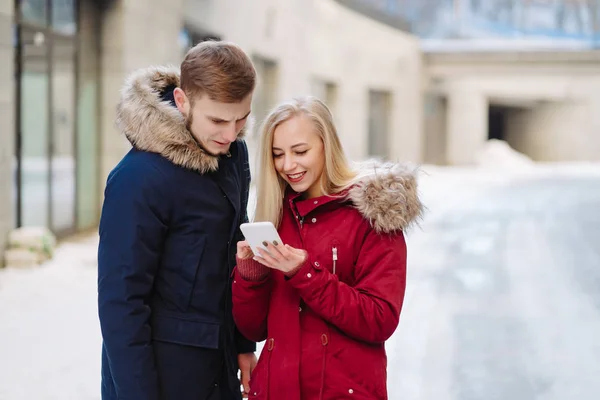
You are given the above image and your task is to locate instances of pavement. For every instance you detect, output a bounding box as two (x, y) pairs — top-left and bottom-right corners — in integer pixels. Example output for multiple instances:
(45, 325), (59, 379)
(2, 164), (600, 399)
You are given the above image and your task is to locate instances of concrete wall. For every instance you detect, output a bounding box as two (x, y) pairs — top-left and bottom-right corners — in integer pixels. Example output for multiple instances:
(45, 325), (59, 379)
(0, 0), (14, 264)
(505, 101), (592, 162)
(99, 0), (185, 186)
(426, 52), (600, 164)
(446, 86), (488, 165)
(183, 0), (423, 165)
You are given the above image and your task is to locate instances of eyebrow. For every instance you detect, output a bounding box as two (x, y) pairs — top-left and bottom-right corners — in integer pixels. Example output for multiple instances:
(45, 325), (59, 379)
(272, 143), (309, 151)
(208, 110), (251, 122)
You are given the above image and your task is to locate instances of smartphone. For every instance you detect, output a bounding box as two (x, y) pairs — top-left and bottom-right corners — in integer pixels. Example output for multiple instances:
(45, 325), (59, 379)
(240, 221), (283, 255)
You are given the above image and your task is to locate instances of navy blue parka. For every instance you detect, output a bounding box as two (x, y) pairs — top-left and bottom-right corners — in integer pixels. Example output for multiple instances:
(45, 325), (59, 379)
(97, 66), (254, 400)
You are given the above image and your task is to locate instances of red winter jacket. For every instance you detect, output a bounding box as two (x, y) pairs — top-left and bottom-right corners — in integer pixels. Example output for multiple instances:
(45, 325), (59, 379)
(232, 163), (422, 400)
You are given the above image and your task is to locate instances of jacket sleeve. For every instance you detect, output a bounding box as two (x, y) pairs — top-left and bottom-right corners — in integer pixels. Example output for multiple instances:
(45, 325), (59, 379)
(97, 161), (169, 400)
(232, 258), (273, 343)
(287, 228), (407, 344)
(233, 140), (258, 354)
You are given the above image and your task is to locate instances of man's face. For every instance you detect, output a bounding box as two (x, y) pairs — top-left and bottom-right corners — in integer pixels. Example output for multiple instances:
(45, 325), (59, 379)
(175, 89), (253, 156)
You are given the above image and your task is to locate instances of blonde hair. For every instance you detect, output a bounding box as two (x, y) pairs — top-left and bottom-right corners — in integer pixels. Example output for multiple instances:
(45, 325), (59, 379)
(253, 96), (358, 227)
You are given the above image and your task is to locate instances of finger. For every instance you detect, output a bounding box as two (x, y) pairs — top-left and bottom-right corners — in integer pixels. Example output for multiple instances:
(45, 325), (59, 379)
(271, 239), (287, 254)
(287, 246), (308, 262)
(262, 241), (285, 260)
(273, 241), (294, 259)
(241, 373), (250, 396)
(253, 254), (274, 269)
(255, 249), (279, 266)
(237, 241), (252, 256)
(285, 244), (303, 256)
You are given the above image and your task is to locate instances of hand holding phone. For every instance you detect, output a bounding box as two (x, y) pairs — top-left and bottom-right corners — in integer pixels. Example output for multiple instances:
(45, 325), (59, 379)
(240, 222), (283, 256)
(236, 240), (254, 260)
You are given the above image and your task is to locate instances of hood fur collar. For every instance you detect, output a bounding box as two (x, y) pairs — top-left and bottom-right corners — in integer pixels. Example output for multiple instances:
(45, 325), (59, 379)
(347, 161), (423, 233)
(116, 66), (246, 173)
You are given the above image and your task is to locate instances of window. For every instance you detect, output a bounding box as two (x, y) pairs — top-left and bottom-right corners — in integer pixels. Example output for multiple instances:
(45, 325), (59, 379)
(20, 0), (47, 26)
(52, 0), (76, 35)
(310, 78), (338, 119)
(367, 90), (392, 159)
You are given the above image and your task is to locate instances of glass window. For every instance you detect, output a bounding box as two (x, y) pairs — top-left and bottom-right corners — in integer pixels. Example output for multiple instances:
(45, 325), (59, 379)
(20, 0), (47, 26)
(52, 0), (76, 35)
(50, 37), (76, 233)
(368, 90), (392, 159)
(20, 28), (50, 227)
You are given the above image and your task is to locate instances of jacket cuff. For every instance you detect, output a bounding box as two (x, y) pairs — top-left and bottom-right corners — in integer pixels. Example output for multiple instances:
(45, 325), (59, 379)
(283, 261), (305, 278)
(235, 328), (257, 354)
(236, 256), (270, 281)
(284, 258), (313, 281)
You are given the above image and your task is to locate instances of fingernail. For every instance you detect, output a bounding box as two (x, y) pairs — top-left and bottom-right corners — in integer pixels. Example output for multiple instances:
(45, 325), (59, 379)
(272, 240), (278, 246)
(262, 241), (268, 247)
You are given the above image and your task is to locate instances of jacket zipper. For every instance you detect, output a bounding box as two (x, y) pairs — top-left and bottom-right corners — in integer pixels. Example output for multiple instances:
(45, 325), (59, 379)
(332, 247), (338, 275)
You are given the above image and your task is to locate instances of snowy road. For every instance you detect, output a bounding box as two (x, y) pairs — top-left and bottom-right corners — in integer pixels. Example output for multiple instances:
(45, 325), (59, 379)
(2, 165), (600, 399)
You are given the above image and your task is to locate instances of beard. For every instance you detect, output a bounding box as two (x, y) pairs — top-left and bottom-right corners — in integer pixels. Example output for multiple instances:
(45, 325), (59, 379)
(184, 112), (224, 157)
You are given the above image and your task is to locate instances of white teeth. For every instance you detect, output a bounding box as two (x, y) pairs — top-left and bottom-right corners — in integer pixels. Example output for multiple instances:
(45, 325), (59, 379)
(289, 172), (304, 179)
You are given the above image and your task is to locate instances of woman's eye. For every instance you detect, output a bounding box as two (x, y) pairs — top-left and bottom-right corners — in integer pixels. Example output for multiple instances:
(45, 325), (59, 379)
(273, 153), (283, 158)
(296, 150), (308, 156)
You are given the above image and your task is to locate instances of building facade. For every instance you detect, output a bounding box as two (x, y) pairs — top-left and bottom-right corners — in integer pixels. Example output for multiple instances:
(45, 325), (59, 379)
(422, 49), (600, 165)
(183, 0), (423, 174)
(0, 0), (423, 264)
(0, 0), (186, 262)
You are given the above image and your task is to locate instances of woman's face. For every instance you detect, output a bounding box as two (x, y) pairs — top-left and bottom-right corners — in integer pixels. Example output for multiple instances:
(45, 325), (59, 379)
(272, 114), (325, 199)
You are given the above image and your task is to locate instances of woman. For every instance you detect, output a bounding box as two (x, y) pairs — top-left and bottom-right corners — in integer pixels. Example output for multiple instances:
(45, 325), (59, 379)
(232, 96), (422, 399)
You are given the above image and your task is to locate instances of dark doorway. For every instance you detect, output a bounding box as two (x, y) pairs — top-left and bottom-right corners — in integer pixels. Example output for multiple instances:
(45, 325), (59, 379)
(488, 105), (507, 141)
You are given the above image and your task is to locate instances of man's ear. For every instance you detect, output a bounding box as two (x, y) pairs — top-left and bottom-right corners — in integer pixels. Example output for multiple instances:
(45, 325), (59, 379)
(173, 87), (190, 115)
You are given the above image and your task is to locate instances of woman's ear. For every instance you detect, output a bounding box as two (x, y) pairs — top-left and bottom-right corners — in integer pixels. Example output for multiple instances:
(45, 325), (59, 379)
(173, 87), (190, 115)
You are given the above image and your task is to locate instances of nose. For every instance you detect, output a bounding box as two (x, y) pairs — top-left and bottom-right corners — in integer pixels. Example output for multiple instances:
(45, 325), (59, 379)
(283, 156), (296, 172)
(222, 123), (237, 143)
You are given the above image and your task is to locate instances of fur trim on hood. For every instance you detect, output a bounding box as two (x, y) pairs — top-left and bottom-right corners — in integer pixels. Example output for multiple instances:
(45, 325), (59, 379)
(115, 66), (247, 173)
(348, 161), (423, 234)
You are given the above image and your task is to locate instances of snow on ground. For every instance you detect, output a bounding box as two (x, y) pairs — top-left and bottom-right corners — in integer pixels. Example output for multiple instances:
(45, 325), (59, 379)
(1, 149), (600, 399)
(0, 235), (102, 400)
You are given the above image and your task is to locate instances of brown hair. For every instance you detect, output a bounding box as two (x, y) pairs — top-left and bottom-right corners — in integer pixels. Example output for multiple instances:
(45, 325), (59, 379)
(180, 41), (256, 103)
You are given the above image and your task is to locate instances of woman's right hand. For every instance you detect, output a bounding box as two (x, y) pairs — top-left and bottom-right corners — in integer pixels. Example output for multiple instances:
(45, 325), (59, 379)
(236, 240), (254, 260)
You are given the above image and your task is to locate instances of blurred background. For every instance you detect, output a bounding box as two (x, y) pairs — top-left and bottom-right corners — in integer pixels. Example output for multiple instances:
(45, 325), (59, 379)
(1, 0), (600, 399)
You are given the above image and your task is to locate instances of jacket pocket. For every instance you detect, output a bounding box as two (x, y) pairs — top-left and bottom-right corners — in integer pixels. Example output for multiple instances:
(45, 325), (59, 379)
(180, 235), (208, 308)
(151, 313), (220, 349)
(249, 337), (274, 399)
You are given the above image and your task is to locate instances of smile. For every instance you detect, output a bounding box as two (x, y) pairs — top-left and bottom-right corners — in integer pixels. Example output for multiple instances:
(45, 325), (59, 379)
(287, 172), (306, 182)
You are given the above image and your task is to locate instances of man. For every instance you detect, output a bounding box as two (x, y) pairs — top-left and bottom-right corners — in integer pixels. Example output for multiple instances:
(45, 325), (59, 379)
(97, 41), (257, 400)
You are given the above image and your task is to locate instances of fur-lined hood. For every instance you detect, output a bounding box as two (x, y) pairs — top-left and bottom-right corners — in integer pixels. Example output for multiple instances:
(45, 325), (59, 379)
(116, 66), (244, 173)
(347, 161), (423, 233)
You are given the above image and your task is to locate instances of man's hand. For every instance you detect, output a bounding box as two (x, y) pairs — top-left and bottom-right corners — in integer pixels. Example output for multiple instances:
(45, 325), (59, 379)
(238, 352), (257, 398)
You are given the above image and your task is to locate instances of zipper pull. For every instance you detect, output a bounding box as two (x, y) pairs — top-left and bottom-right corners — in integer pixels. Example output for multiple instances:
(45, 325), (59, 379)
(332, 247), (338, 275)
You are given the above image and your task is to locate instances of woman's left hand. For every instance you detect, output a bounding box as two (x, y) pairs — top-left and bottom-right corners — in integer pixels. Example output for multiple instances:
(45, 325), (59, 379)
(254, 241), (307, 275)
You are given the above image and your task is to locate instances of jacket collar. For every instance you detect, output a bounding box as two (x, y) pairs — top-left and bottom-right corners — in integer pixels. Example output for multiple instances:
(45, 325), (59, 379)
(286, 161), (423, 233)
(115, 66), (247, 174)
